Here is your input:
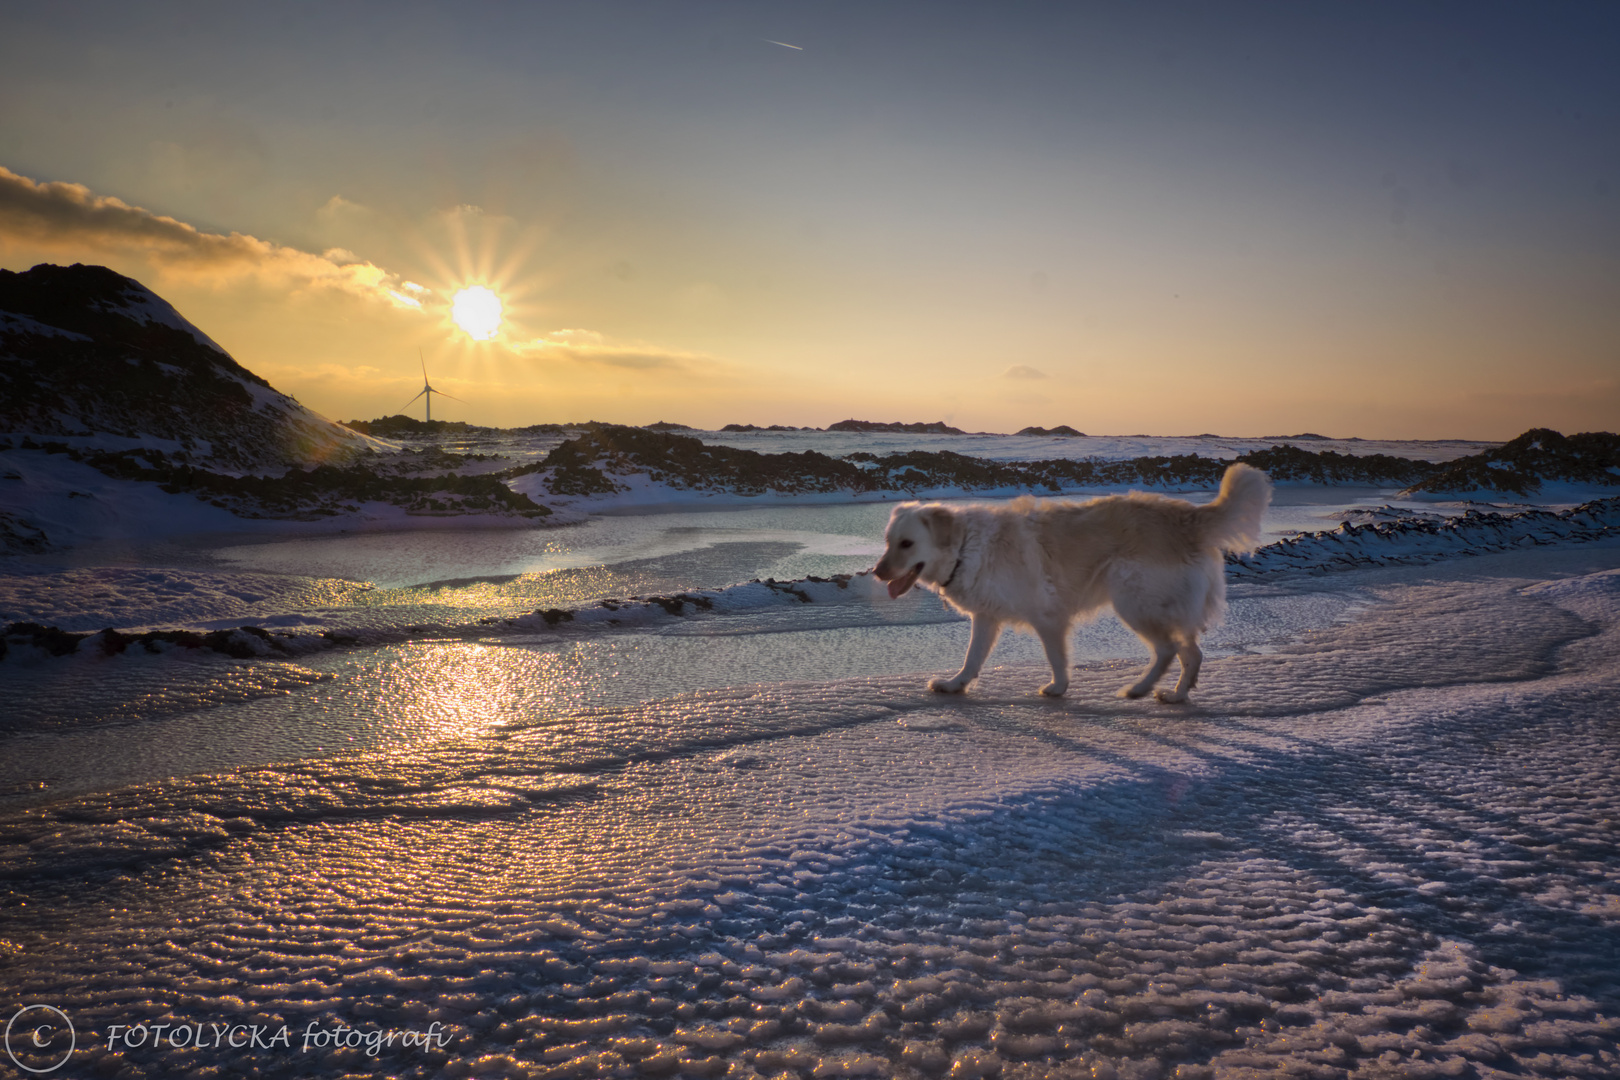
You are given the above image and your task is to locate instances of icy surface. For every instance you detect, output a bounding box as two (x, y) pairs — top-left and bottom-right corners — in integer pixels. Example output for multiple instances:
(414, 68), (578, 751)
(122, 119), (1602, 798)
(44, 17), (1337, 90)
(4, 422), (1620, 1077)
(1235, 497), (1620, 577)
(6, 494), (1616, 671)
(686, 429), (1496, 467)
(0, 546), (1617, 1078)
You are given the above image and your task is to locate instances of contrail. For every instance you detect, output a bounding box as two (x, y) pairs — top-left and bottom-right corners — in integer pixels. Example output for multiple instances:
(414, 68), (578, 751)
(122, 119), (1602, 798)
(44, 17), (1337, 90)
(764, 39), (803, 50)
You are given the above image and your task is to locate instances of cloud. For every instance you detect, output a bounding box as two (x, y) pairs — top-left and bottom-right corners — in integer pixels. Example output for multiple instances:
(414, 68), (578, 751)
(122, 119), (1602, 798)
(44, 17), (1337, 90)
(0, 165), (424, 308)
(315, 194), (375, 224)
(513, 328), (711, 371)
(1002, 364), (1049, 380)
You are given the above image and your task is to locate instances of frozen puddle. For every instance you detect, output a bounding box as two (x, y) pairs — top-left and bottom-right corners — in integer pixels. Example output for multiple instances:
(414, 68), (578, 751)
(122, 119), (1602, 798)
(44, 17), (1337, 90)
(0, 560), (1617, 1077)
(0, 583), (1364, 801)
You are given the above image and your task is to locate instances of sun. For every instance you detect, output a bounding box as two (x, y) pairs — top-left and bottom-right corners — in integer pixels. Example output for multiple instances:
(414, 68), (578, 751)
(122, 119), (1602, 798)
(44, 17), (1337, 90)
(451, 286), (503, 341)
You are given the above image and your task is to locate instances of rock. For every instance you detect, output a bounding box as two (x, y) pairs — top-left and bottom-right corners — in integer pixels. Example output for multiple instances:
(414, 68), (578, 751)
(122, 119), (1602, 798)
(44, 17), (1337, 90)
(826, 419), (967, 435)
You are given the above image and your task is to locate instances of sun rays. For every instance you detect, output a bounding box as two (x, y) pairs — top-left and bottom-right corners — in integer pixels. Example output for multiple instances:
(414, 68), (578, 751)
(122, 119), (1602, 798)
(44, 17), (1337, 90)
(403, 201), (551, 352)
(451, 286), (503, 340)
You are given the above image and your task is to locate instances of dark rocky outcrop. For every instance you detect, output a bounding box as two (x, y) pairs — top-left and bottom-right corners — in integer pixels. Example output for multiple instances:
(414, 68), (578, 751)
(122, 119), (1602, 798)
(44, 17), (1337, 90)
(94, 446), (547, 518)
(826, 419), (967, 435)
(1, 263), (370, 471)
(342, 415), (493, 437)
(1016, 425), (1085, 437)
(509, 426), (876, 497)
(1235, 444), (1435, 486)
(0, 511), (49, 555)
(1, 266), (550, 525)
(512, 424), (1527, 498)
(0, 621), (300, 662)
(1401, 429), (1620, 496)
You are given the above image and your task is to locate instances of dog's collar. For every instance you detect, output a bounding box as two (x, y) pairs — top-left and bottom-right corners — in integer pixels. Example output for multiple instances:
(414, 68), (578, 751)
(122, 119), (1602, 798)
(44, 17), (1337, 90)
(939, 555), (963, 590)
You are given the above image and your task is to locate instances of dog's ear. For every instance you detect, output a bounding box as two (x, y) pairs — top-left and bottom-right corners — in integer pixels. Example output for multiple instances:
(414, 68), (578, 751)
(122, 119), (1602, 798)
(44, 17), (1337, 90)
(918, 505), (959, 549)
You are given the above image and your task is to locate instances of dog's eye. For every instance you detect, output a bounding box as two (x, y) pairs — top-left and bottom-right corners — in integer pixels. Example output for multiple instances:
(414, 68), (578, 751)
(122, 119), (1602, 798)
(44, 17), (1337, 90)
(898, 539), (913, 549)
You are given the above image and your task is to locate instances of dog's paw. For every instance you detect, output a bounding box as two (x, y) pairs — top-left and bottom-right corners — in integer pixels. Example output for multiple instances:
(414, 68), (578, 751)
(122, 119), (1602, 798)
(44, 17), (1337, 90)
(1040, 681), (1068, 697)
(1118, 684), (1150, 699)
(1154, 689), (1189, 704)
(928, 677), (966, 694)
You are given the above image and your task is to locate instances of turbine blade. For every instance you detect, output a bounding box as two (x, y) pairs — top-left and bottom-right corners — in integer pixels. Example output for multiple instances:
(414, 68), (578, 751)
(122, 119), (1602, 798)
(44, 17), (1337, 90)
(420, 348), (428, 381)
(404, 389), (428, 407)
(435, 392), (466, 403)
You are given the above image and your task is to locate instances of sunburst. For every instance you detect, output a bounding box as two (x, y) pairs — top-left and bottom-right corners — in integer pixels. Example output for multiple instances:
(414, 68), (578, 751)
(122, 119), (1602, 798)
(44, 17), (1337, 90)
(451, 286), (503, 340)
(408, 202), (548, 349)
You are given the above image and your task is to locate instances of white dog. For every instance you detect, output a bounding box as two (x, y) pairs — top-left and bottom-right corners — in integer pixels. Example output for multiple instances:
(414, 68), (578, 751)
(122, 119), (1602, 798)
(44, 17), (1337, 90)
(872, 464), (1272, 702)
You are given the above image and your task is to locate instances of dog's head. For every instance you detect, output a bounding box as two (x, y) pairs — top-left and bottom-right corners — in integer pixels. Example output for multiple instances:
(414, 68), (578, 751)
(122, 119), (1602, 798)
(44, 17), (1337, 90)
(873, 502), (960, 598)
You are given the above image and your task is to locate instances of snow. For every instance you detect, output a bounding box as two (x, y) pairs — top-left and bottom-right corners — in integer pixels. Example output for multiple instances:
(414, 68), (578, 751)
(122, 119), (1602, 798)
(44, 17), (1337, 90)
(2, 430), (1619, 1079)
(0, 547), (1617, 1078)
(5, 418), (1607, 557)
(1234, 497), (1620, 577)
(233, 376), (399, 460)
(692, 429), (1497, 467)
(0, 446), (578, 555)
(95, 280), (231, 355)
(0, 310), (93, 341)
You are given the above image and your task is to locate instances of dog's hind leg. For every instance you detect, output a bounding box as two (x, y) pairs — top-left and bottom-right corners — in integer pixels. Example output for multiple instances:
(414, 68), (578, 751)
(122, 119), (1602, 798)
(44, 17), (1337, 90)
(930, 614), (1002, 693)
(1156, 636), (1203, 704)
(1120, 637), (1176, 699)
(1034, 620), (1072, 697)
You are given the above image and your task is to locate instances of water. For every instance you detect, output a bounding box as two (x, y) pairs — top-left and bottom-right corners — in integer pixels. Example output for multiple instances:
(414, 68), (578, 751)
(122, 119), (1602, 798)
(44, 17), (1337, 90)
(6, 431), (1619, 1078)
(2, 547), (1617, 1080)
(0, 435), (1571, 802)
(199, 485), (1444, 592)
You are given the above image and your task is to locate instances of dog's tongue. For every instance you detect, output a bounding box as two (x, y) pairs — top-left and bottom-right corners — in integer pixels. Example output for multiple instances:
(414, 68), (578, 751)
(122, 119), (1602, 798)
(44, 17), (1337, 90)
(887, 565), (920, 599)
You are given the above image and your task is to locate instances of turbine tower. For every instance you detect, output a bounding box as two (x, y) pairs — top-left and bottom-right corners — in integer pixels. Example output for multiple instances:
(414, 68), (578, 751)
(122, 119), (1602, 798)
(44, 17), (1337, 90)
(404, 351), (463, 422)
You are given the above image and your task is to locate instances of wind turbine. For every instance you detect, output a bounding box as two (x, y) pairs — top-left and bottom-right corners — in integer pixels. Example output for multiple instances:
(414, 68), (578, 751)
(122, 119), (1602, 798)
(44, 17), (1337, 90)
(404, 350), (463, 422)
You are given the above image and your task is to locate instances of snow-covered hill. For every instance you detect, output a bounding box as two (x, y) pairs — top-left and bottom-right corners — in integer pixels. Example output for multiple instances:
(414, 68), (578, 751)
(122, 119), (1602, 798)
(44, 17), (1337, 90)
(0, 263), (383, 472)
(1, 264), (556, 551)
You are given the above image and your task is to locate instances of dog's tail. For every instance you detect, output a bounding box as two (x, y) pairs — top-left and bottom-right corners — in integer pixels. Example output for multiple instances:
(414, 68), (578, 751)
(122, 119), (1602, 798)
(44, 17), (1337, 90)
(1199, 463), (1273, 554)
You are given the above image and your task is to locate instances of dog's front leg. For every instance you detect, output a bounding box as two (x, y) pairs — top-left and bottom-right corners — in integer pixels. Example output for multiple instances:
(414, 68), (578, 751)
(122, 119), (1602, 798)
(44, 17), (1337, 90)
(929, 614), (1002, 693)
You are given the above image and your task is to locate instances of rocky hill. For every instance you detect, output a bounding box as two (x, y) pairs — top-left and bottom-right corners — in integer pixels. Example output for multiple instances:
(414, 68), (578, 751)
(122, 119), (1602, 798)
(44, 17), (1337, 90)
(826, 419), (967, 434)
(342, 414), (494, 438)
(1, 265), (551, 549)
(508, 425), (1461, 501)
(1400, 429), (1620, 496)
(0, 263), (377, 472)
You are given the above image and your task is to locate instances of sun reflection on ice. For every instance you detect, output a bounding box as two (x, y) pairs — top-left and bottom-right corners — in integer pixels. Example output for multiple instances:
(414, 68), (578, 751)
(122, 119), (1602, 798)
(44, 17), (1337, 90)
(366, 642), (591, 741)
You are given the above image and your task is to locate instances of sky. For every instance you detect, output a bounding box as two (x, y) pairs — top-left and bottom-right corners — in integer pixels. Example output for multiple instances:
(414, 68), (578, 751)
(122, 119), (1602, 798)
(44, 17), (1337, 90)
(1, 2), (1617, 439)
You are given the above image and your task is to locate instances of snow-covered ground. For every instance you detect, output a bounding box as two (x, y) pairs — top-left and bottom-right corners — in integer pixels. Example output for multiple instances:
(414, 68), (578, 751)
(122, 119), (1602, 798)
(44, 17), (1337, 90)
(698, 428), (1496, 468)
(1, 543), (1617, 1079)
(2, 431), (1619, 1079)
(381, 427), (1499, 474)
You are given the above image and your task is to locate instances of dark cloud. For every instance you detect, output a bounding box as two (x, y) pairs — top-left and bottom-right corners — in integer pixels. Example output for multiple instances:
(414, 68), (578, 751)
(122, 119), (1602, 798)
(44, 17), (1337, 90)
(0, 166), (420, 306)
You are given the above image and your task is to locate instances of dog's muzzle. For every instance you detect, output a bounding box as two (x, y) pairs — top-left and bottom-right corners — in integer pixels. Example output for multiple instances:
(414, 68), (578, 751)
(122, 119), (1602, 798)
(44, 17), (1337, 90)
(884, 561), (924, 599)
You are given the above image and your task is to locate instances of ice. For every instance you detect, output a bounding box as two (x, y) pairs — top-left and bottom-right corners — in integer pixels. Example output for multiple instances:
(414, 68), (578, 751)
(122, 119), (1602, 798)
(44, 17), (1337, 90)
(1235, 496), (1620, 578)
(691, 429), (1496, 468)
(4, 422), (1620, 1077)
(1, 547), (1618, 1077)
